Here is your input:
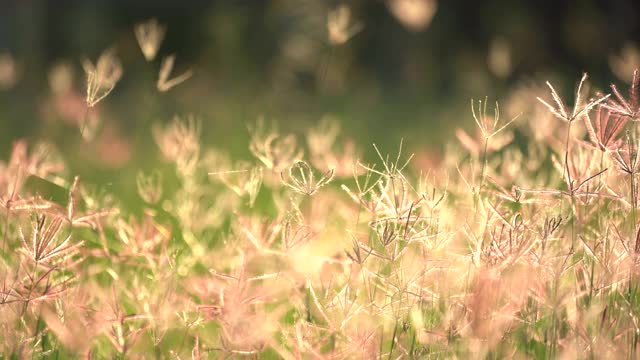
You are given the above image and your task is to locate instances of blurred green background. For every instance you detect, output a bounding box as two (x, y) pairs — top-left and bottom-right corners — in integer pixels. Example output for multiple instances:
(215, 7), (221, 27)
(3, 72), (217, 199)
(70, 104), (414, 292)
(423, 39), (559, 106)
(0, 0), (639, 191)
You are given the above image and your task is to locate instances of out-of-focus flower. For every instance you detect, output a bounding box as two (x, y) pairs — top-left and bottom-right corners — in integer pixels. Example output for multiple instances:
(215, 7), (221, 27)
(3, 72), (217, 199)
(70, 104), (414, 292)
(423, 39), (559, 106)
(327, 5), (363, 45)
(134, 18), (166, 61)
(386, 0), (437, 32)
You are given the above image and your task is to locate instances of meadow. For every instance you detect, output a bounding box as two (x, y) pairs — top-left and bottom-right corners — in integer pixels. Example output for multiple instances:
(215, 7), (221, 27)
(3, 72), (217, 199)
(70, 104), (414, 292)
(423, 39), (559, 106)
(2, 7), (640, 359)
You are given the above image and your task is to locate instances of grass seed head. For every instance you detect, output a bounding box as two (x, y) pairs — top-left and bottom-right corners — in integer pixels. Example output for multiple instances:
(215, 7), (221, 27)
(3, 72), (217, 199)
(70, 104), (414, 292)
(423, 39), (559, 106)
(281, 160), (334, 196)
(157, 54), (193, 92)
(134, 18), (166, 61)
(327, 5), (363, 45)
(83, 48), (122, 108)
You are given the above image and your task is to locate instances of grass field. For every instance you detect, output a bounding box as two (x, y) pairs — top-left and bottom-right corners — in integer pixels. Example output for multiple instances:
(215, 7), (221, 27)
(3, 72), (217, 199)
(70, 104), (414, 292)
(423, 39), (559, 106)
(2, 10), (640, 360)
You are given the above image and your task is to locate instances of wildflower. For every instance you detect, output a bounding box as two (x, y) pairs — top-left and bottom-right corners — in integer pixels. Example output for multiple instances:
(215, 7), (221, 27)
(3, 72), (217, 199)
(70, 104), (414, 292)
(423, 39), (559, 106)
(134, 18), (166, 61)
(157, 54), (192, 92)
(281, 160), (334, 196)
(327, 5), (363, 45)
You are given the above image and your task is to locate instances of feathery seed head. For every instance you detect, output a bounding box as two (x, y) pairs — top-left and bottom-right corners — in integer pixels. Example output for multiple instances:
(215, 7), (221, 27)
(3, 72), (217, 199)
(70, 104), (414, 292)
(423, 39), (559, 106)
(134, 18), (166, 61)
(537, 73), (609, 123)
(83, 48), (122, 108)
(157, 54), (192, 92)
(327, 5), (363, 45)
(281, 160), (334, 196)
